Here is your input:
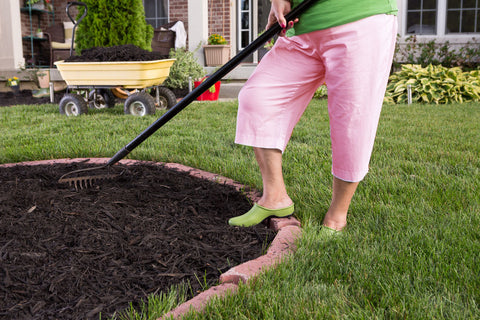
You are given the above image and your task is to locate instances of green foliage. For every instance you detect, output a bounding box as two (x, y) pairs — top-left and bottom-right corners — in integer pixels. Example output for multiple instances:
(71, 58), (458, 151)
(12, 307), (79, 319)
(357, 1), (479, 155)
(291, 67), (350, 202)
(394, 35), (480, 70)
(74, 0), (154, 53)
(163, 48), (205, 90)
(313, 84), (328, 99)
(384, 64), (480, 104)
(207, 34), (227, 45)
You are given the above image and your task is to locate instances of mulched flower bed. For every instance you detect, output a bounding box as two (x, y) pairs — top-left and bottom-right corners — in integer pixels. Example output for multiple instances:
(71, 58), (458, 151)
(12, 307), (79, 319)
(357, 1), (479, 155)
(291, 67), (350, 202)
(0, 162), (274, 319)
(0, 90), (64, 107)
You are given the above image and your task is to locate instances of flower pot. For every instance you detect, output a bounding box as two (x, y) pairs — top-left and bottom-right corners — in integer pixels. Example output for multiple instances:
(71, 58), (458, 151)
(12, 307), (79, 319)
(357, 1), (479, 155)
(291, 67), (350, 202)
(37, 70), (50, 89)
(10, 85), (20, 95)
(32, 2), (45, 10)
(194, 79), (221, 101)
(203, 45), (230, 67)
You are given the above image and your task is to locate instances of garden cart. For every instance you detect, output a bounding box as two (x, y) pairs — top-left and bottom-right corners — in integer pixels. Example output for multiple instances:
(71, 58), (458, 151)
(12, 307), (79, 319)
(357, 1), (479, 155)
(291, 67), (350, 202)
(55, 1), (177, 117)
(55, 59), (177, 116)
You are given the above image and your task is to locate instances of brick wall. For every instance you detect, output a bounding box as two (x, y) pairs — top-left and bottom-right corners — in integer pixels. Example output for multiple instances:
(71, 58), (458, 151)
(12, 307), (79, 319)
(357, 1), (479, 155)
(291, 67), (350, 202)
(207, 0), (231, 44)
(169, 0), (189, 32)
(169, 0), (231, 47)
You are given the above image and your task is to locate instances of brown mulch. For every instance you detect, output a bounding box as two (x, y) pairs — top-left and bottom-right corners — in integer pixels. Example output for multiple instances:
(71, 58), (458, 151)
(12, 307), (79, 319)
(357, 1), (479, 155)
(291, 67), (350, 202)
(0, 162), (274, 319)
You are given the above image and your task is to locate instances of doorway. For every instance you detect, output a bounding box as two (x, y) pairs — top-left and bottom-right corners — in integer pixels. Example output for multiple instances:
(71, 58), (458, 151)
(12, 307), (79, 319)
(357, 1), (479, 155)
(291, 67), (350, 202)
(236, 0), (270, 63)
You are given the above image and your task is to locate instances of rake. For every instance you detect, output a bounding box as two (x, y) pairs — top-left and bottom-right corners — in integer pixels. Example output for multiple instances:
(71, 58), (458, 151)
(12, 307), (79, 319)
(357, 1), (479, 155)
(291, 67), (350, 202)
(58, 0), (319, 189)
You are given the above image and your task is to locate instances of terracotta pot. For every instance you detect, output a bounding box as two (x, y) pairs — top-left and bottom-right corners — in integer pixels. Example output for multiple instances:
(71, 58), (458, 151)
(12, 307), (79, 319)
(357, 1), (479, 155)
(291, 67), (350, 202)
(203, 45), (230, 67)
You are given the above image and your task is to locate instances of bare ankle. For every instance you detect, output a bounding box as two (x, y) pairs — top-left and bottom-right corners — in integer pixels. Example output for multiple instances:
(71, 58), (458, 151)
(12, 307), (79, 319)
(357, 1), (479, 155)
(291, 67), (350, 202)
(322, 212), (347, 231)
(257, 196), (293, 210)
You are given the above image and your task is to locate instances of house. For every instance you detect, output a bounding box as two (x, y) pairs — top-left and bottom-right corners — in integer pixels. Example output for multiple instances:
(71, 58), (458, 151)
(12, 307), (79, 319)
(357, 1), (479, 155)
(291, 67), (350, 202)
(1, 0), (478, 88)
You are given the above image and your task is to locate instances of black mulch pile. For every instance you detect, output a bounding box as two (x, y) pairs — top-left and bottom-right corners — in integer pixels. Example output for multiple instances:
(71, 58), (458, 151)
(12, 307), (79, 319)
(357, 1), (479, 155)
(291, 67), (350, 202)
(0, 162), (275, 319)
(0, 90), (64, 107)
(65, 44), (170, 62)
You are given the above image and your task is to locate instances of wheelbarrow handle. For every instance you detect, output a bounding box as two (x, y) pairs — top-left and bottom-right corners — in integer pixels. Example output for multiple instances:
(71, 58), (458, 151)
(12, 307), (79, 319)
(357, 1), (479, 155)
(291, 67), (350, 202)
(107, 0), (320, 166)
(66, 1), (88, 57)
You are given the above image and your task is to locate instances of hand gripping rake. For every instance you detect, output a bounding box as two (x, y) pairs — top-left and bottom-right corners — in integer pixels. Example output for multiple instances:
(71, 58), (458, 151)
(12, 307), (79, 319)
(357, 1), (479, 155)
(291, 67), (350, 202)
(58, 0), (319, 188)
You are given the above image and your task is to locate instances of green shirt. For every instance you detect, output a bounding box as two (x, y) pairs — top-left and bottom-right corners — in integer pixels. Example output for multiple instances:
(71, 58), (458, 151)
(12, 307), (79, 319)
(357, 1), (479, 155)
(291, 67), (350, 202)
(290, 0), (398, 35)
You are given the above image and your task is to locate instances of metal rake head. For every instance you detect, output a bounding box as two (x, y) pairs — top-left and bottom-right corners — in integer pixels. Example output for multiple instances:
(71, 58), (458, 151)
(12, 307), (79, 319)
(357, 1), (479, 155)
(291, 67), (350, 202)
(58, 165), (120, 190)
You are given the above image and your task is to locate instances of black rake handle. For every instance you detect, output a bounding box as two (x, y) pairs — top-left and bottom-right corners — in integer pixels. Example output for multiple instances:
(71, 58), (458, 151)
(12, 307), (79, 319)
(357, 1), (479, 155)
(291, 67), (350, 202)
(107, 0), (319, 166)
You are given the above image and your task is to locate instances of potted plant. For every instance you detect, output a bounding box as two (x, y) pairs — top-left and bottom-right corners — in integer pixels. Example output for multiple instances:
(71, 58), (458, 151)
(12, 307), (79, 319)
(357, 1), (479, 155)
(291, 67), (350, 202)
(45, 0), (53, 12)
(193, 76), (221, 101)
(36, 28), (43, 38)
(203, 34), (230, 66)
(7, 77), (20, 95)
(25, 0), (45, 10)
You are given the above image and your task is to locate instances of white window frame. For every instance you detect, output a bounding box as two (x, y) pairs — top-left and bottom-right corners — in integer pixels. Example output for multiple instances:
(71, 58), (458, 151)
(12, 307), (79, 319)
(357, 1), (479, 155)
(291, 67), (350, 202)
(237, 0), (253, 51)
(445, 0), (479, 33)
(399, 0), (479, 43)
(143, 0), (169, 28)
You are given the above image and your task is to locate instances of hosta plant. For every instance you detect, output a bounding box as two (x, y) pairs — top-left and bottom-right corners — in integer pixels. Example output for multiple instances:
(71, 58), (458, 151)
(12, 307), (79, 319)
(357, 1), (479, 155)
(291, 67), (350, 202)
(384, 64), (480, 104)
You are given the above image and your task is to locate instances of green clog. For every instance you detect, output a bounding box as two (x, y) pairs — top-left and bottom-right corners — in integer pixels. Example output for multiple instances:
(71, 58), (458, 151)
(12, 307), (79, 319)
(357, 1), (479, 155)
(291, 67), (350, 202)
(228, 203), (294, 227)
(318, 225), (343, 237)
(32, 88), (50, 98)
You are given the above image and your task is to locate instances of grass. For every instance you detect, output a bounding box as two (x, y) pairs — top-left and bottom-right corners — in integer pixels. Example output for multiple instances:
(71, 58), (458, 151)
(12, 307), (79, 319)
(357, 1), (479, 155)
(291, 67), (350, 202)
(1, 100), (479, 319)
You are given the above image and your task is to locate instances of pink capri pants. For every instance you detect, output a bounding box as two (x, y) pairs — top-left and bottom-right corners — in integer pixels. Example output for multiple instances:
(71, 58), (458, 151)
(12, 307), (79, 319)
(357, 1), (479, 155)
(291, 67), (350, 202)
(235, 14), (398, 182)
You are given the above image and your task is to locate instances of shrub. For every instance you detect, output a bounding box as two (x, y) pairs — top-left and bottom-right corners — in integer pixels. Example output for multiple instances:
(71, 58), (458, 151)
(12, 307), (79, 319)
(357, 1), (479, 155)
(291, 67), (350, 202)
(394, 35), (480, 70)
(384, 64), (480, 104)
(313, 84), (328, 99)
(75, 0), (154, 53)
(163, 48), (205, 90)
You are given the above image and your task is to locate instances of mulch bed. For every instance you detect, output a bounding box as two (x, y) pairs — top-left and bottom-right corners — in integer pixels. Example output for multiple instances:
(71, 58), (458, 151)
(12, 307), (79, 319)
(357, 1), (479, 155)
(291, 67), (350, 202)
(0, 90), (64, 107)
(0, 162), (275, 319)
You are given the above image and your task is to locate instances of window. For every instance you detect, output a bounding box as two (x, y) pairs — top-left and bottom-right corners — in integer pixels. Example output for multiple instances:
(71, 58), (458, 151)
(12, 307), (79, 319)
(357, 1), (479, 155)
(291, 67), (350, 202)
(143, 0), (168, 28)
(407, 0), (438, 34)
(446, 0), (480, 33)
(238, 0), (252, 50)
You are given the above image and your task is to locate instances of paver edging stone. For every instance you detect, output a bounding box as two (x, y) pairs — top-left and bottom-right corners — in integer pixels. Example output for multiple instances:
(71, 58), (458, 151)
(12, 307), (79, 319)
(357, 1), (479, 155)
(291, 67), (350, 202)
(0, 158), (302, 319)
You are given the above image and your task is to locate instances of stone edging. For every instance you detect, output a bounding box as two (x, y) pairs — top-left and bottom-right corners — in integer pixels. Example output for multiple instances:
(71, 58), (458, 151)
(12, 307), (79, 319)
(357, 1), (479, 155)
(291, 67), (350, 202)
(0, 158), (302, 319)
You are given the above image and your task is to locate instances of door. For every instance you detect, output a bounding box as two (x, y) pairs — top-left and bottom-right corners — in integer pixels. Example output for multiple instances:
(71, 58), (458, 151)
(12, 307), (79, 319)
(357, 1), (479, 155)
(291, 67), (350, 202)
(236, 0), (270, 63)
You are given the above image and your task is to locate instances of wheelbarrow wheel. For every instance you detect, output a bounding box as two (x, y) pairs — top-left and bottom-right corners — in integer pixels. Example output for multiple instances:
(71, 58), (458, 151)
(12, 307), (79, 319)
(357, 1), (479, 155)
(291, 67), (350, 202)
(155, 86), (177, 110)
(124, 92), (156, 116)
(59, 93), (88, 116)
(88, 89), (116, 109)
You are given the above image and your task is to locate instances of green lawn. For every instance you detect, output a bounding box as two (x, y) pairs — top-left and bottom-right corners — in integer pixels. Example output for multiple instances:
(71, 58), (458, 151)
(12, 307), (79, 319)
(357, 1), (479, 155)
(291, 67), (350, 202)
(1, 100), (479, 319)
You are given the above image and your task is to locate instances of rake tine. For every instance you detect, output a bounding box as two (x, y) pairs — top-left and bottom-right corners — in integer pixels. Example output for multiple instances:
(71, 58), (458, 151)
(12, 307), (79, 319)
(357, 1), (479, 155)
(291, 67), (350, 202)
(58, 164), (123, 190)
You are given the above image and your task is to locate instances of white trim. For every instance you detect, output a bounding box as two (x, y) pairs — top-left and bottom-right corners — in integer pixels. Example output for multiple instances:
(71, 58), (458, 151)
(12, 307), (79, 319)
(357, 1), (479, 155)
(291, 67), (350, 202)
(0, 0), (25, 70)
(230, 0), (237, 56)
(188, 0), (208, 65)
(253, 0), (258, 62)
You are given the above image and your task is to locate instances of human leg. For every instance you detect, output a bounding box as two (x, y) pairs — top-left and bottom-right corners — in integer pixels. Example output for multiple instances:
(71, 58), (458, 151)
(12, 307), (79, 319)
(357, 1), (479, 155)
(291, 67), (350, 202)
(322, 177), (359, 231)
(228, 147), (294, 227)
(253, 147), (293, 209)
(230, 35), (324, 227)
(316, 15), (397, 230)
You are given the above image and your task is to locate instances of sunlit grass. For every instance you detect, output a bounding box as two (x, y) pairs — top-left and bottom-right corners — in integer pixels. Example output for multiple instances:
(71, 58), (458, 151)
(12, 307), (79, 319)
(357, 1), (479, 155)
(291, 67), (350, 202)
(1, 100), (479, 319)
